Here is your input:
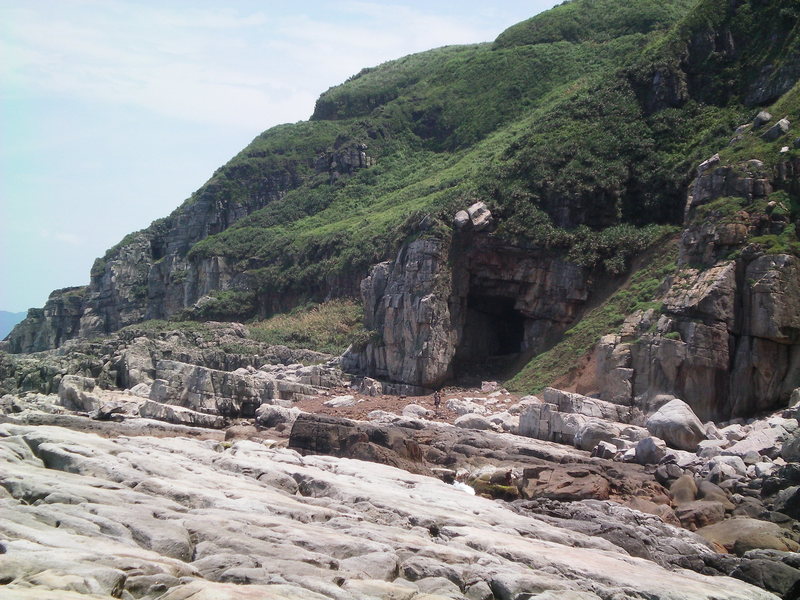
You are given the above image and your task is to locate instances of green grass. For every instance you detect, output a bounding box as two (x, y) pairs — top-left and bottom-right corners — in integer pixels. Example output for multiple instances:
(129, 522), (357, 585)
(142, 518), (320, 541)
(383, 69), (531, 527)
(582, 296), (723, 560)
(119, 320), (213, 335)
(248, 299), (368, 355)
(83, 0), (799, 357)
(507, 235), (679, 393)
(494, 0), (697, 47)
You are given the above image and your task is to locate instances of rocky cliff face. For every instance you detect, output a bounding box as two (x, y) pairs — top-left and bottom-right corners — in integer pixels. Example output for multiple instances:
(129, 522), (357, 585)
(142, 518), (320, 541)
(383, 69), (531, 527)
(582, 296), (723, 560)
(593, 154), (800, 421)
(6, 287), (87, 354)
(344, 203), (592, 390)
(347, 146), (799, 422)
(7, 146), (372, 353)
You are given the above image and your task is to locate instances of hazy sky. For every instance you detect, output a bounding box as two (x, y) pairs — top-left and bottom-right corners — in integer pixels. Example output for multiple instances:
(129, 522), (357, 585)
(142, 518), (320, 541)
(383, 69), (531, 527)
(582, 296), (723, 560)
(0, 0), (559, 312)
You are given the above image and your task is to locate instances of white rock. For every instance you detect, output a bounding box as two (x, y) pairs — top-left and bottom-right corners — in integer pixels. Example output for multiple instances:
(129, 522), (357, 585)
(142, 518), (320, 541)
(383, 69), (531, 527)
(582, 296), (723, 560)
(454, 413), (493, 430)
(646, 399), (707, 451)
(323, 395), (356, 408)
(402, 403), (431, 419)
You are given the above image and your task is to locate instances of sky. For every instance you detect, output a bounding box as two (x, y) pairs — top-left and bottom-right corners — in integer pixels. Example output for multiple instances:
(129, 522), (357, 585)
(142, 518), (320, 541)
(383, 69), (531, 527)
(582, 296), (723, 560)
(0, 0), (559, 313)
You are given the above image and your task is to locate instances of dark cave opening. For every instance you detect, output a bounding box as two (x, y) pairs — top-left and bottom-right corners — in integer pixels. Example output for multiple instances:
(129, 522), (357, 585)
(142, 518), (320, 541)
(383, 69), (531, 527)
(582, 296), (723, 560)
(453, 294), (527, 379)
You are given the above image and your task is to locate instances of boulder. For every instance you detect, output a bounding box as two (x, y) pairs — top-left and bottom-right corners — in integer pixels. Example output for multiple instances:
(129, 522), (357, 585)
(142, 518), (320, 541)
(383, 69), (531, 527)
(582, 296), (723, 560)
(466, 201), (493, 231)
(129, 382), (152, 398)
(646, 399), (707, 451)
(753, 111), (773, 128)
(402, 403), (431, 419)
(447, 398), (488, 415)
(781, 432), (800, 461)
(675, 500), (726, 530)
(592, 440), (618, 459)
(730, 559), (800, 597)
(761, 118), (790, 141)
(575, 419), (621, 452)
(323, 394), (356, 408)
(454, 413), (493, 430)
(708, 455), (748, 481)
(453, 210), (471, 229)
(58, 375), (102, 413)
(254, 404), (300, 429)
(697, 518), (800, 554)
(635, 436), (667, 465)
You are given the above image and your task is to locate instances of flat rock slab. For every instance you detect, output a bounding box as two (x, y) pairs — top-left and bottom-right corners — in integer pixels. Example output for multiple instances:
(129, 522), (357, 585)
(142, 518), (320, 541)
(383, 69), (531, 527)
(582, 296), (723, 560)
(0, 423), (777, 600)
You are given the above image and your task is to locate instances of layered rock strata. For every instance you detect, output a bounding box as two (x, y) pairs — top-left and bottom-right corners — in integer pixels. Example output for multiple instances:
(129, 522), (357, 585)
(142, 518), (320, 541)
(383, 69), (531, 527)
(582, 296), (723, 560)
(595, 157), (800, 421)
(0, 421), (779, 600)
(344, 203), (591, 390)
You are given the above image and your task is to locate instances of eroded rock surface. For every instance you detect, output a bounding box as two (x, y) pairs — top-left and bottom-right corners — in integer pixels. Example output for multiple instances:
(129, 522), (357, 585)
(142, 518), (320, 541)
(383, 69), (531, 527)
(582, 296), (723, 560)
(0, 422), (778, 600)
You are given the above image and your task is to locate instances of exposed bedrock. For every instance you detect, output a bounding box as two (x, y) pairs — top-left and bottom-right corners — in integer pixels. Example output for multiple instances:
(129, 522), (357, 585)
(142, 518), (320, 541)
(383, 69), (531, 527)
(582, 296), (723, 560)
(0, 422), (778, 600)
(596, 158), (800, 421)
(344, 204), (591, 390)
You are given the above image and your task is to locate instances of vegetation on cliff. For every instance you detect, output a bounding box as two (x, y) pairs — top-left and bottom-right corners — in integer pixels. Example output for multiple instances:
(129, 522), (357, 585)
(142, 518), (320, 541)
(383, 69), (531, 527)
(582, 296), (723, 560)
(9, 0), (800, 394)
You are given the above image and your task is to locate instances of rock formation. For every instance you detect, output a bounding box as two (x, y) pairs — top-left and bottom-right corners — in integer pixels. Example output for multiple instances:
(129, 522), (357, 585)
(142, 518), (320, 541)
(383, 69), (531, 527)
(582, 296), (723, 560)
(0, 419), (780, 600)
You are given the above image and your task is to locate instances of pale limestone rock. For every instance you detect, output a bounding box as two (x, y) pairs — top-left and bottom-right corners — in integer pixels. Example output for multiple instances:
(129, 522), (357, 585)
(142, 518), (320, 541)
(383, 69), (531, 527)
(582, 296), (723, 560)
(0, 422), (775, 600)
(138, 400), (225, 429)
(58, 375), (102, 413)
(402, 403), (431, 419)
(454, 413), (493, 430)
(255, 403), (300, 428)
(324, 395), (357, 408)
(447, 398), (488, 416)
(466, 201), (493, 231)
(646, 399), (707, 451)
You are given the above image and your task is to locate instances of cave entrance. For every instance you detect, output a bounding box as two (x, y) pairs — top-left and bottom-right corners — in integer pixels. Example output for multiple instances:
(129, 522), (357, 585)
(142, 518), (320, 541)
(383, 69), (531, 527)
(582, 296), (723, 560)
(453, 294), (527, 381)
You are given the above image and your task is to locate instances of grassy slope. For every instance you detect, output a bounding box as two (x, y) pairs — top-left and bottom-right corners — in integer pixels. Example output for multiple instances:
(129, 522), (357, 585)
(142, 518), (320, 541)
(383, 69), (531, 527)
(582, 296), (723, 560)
(98, 0), (799, 390)
(185, 0), (701, 303)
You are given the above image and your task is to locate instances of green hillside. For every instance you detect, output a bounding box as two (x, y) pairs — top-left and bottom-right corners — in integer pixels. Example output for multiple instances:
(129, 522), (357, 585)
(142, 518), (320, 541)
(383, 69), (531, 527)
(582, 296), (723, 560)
(182, 0), (708, 302)
(90, 0), (799, 387)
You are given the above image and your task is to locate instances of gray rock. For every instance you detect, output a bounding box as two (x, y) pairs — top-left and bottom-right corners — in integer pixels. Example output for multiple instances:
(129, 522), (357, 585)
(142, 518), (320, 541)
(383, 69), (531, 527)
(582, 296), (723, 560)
(58, 375), (102, 413)
(447, 398), (488, 416)
(781, 432), (800, 461)
(454, 413), (493, 430)
(761, 118), (790, 141)
(453, 210), (471, 229)
(129, 382), (152, 398)
(323, 395), (356, 408)
(646, 399), (707, 451)
(635, 436), (667, 465)
(466, 201), (493, 231)
(139, 399), (225, 429)
(574, 419), (620, 452)
(592, 440), (618, 460)
(402, 403), (431, 419)
(255, 403), (300, 428)
(753, 111), (773, 128)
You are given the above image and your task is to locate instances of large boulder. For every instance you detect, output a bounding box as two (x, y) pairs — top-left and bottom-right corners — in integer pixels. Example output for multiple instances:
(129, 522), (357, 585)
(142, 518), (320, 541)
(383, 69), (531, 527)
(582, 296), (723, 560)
(646, 399), (707, 451)
(254, 403), (300, 429)
(698, 518), (800, 555)
(58, 375), (102, 413)
(138, 400), (225, 429)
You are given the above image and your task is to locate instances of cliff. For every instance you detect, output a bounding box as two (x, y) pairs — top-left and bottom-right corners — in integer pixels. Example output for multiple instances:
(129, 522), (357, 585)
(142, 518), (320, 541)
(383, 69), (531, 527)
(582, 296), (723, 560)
(7, 0), (800, 422)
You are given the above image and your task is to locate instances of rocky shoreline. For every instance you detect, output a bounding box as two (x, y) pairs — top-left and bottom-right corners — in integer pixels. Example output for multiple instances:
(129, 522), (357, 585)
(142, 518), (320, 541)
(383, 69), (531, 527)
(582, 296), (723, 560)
(1, 324), (799, 599)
